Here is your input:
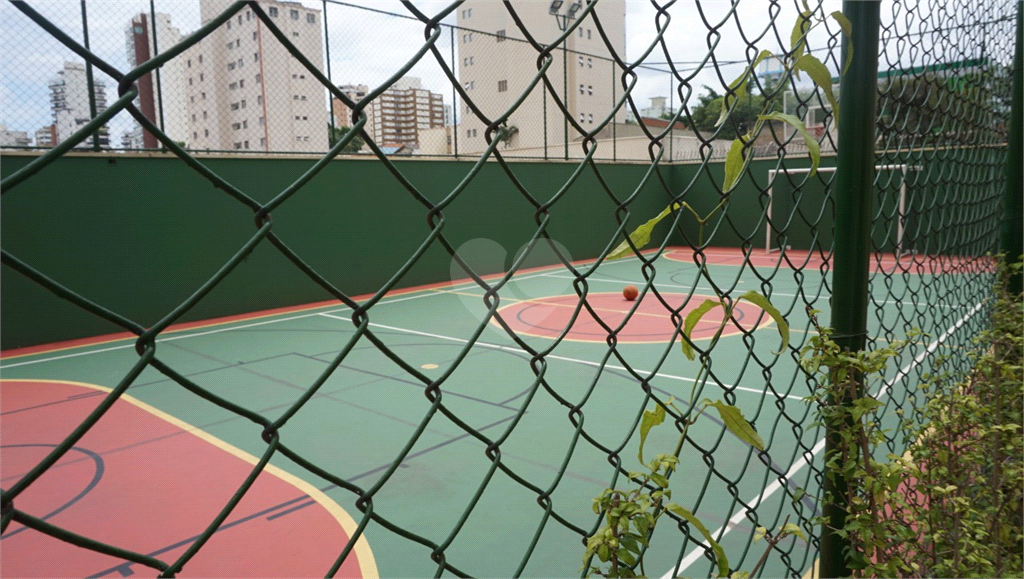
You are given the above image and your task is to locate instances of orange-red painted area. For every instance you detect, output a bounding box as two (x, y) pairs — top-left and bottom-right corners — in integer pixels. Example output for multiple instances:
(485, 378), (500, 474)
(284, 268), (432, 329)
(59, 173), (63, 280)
(498, 292), (767, 343)
(0, 380), (368, 578)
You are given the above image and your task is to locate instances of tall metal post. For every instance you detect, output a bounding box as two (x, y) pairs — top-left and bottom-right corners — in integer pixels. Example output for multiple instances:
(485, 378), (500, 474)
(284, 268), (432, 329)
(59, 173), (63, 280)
(323, 0), (335, 138)
(822, 2), (880, 578)
(81, 0), (100, 151)
(1001, 1), (1023, 294)
(451, 26), (458, 158)
(563, 45), (569, 160)
(150, 0), (166, 151)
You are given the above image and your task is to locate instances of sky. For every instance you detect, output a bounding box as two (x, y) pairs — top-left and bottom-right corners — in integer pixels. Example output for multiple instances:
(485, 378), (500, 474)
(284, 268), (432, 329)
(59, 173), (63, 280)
(0, 0), (967, 147)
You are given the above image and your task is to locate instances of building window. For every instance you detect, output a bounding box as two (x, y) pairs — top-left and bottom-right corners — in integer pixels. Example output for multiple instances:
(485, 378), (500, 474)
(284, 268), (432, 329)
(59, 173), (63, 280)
(578, 28), (583, 37)
(193, 131), (197, 139)
(294, 95), (299, 100)
(189, 77), (193, 85)
(254, 53), (259, 62)
(467, 129), (471, 137)
(228, 62), (235, 70)
(201, 91), (206, 99)
(238, 58), (243, 68)
(579, 113), (584, 122)
(230, 82), (237, 90)
(292, 31), (299, 37)
(269, 6), (277, 17)
(588, 85), (593, 95)
(587, 29), (592, 39)
(257, 95), (262, 104)
(240, 79), (245, 88)
(307, 13), (315, 23)
(231, 102), (239, 110)
(187, 59), (191, 67)
(588, 58), (593, 68)
(236, 39), (241, 47)
(227, 19), (231, 29)
(198, 55), (203, 63)
(255, 74), (261, 82)
(290, 9), (299, 19)
(203, 111), (207, 119)
(589, 114), (594, 123)
(190, 96), (194, 103)
(244, 140), (249, 148)
(191, 114), (196, 121)
(242, 120), (248, 128)
(470, 81), (475, 89)
(498, 80), (508, 92)
(464, 81), (469, 90)
(470, 56), (474, 65)
(463, 57), (468, 66)
(232, 122), (241, 130)
(496, 29), (506, 41)
(241, 99), (246, 108)
(246, 10), (251, 21)
(204, 129), (209, 137)
(199, 73), (204, 81)
(301, 95), (306, 100)
(235, 142), (242, 149)
(579, 84), (584, 94)
(253, 31), (257, 41)
(259, 117), (264, 126)
(579, 55), (584, 66)
(260, 137), (265, 146)
(237, 14), (242, 24)
(227, 42), (233, 50)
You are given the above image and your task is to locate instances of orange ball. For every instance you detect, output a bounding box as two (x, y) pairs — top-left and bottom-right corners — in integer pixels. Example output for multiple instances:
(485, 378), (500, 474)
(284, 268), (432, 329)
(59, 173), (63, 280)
(623, 285), (639, 301)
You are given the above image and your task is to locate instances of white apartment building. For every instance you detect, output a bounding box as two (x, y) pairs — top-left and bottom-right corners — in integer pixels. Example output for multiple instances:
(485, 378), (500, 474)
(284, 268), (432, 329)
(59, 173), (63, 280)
(455, 0), (626, 155)
(125, 12), (188, 148)
(366, 77), (446, 150)
(0, 124), (31, 147)
(48, 61), (110, 149)
(183, 0), (328, 153)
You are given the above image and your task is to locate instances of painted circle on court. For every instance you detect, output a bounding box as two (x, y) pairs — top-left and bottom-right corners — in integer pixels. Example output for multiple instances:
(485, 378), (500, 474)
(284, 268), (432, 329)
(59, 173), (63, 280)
(497, 292), (769, 343)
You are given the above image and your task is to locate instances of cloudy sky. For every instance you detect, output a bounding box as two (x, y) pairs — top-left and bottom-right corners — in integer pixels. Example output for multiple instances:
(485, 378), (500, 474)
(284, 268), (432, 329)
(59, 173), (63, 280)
(0, 0), (877, 145)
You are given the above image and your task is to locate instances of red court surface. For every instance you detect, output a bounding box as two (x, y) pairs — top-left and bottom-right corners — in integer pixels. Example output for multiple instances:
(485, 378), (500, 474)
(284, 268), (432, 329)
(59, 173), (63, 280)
(0, 380), (377, 578)
(498, 292), (769, 343)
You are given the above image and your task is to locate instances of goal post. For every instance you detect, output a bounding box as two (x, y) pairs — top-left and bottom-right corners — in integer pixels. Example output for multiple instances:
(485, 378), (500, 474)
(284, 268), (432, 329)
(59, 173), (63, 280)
(765, 164), (923, 254)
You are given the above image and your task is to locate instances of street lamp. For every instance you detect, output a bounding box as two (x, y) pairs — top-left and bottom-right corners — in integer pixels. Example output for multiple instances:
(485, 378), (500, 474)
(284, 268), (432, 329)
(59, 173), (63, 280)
(550, 0), (583, 31)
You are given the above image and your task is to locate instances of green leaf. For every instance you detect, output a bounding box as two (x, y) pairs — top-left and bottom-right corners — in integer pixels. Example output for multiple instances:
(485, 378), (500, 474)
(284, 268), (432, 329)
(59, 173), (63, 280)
(705, 399), (765, 450)
(736, 290), (790, 354)
(794, 54), (839, 126)
(597, 543), (611, 562)
(664, 503), (730, 577)
(753, 526), (768, 542)
(680, 298), (725, 360)
(717, 50), (774, 128)
(790, 11), (813, 60)
(830, 11), (854, 75)
(781, 522), (807, 541)
(617, 548), (637, 567)
(650, 473), (670, 488)
(758, 112), (821, 177)
(608, 202), (679, 260)
(722, 138), (747, 193)
(637, 403), (666, 463)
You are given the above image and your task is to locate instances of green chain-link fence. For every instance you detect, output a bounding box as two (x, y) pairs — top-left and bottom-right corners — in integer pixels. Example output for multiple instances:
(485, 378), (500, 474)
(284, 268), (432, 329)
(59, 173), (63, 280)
(1, 0), (1019, 577)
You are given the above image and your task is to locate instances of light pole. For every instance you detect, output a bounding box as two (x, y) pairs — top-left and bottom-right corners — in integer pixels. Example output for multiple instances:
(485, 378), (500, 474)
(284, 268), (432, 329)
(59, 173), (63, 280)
(549, 0), (583, 31)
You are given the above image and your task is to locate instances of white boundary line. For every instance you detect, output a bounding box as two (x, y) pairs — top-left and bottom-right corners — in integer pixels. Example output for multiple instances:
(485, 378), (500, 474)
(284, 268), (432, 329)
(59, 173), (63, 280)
(319, 315), (804, 401)
(0, 270), (559, 370)
(661, 300), (984, 578)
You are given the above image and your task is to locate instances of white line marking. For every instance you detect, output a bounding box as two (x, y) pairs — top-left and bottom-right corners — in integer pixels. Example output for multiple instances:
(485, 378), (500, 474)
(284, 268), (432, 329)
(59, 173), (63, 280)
(0, 268), (594, 370)
(318, 315), (803, 401)
(661, 300), (985, 578)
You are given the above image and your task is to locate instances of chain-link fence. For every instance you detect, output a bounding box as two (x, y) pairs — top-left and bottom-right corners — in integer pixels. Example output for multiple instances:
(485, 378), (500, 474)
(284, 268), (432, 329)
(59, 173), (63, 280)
(1, 0), (1020, 577)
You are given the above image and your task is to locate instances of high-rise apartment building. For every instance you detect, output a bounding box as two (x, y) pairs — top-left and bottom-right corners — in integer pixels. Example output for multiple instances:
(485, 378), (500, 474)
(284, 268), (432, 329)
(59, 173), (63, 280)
(183, 0), (328, 153)
(35, 125), (57, 148)
(367, 77), (445, 149)
(48, 61), (110, 149)
(331, 83), (369, 129)
(0, 124), (31, 147)
(455, 0), (626, 155)
(125, 12), (188, 148)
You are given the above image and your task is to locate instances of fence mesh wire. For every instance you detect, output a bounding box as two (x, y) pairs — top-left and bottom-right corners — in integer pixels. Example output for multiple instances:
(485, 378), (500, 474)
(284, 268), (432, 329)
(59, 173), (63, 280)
(0, 0), (1017, 577)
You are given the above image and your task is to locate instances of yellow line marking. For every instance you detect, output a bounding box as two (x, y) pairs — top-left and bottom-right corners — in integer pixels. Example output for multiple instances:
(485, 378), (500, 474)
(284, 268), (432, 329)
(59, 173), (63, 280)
(803, 558), (819, 579)
(3, 379), (378, 579)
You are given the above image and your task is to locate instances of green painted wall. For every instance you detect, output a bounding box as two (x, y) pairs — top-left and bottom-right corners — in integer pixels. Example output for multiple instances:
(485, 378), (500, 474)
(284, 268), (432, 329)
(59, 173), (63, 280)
(1, 153), (676, 349)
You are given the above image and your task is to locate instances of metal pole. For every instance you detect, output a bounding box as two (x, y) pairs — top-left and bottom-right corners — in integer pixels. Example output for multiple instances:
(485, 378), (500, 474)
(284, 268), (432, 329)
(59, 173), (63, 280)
(81, 0), (100, 151)
(612, 57), (616, 162)
(150, 0), (166, 151)
(451, 25), (458, 158)
(563, 44), (569, 160)
(323, 0), (335, 139)
(1001, 1), (1023, 294)
(822, 3), (880, 578)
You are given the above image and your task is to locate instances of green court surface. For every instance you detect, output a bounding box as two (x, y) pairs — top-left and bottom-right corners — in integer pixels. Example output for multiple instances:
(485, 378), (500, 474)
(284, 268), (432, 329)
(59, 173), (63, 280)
(0, 247), (984, 578)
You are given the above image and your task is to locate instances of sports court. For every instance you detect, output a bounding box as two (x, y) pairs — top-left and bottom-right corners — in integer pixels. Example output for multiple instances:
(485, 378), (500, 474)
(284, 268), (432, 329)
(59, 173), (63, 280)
(0, 246), (986, 578)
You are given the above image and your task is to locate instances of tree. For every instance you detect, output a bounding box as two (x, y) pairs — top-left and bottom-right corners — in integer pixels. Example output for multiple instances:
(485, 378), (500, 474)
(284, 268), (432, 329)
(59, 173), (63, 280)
(684, 84), (782, 140)
(327, 124), (365, 153)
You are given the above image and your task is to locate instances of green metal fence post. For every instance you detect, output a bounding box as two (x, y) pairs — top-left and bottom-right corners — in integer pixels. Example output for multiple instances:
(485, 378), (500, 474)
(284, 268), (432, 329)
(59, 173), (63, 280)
(149, 0), (166, 151)
(1002, 1), (1023, 294)
(822, 2), (881, 578)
